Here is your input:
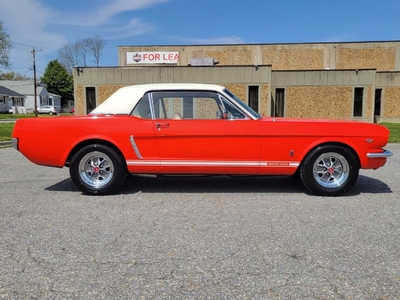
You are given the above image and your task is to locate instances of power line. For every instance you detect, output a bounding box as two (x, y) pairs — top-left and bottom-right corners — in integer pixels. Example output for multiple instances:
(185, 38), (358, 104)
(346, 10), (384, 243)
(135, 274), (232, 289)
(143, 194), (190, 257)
(12, 42), (36, 48)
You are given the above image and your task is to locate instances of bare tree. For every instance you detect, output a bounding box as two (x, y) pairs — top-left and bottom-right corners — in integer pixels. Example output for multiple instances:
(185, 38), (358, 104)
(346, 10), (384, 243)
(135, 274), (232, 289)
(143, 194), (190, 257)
(79, 39), (91, 66)
(86, 35), (106, 67)
(0, 71), (31, 80)
(58, 36), (106, 73)
(58, 41), (81, 73)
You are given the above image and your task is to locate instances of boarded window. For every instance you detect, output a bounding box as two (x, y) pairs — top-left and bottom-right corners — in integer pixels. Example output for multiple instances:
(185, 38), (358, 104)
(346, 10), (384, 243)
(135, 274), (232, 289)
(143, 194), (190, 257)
(374, 89), (382, 116)
(353, 87), (364, 117)
(273, 88), (285, 117)
(86, 87), (96, 114)
(248, 86), (259, 113)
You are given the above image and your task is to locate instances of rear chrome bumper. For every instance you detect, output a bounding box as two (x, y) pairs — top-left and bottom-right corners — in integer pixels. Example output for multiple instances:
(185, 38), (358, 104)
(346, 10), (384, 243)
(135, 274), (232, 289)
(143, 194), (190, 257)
(367, 149), (393, 158)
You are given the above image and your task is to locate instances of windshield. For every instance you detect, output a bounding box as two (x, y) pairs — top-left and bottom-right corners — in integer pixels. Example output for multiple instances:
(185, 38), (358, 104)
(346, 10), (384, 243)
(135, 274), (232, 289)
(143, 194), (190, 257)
(223, 89), (262, 119)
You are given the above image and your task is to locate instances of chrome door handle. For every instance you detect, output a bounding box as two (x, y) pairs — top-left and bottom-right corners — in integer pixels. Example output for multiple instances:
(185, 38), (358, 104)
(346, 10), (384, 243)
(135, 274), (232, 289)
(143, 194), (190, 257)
(155, 122), (170, 129)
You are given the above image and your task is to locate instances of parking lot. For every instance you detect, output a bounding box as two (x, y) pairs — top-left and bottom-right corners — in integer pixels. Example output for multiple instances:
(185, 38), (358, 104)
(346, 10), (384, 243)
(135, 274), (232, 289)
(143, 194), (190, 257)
(0, 145), (399, 299)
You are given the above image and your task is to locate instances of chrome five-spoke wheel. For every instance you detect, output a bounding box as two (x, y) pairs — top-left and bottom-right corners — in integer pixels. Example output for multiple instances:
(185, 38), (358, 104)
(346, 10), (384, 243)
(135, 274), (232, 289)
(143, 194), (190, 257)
(70, 144), (126, 195)
(79, 152), (114, 188)
(300, 145), (359, 196)
(313, 152), (350, 189)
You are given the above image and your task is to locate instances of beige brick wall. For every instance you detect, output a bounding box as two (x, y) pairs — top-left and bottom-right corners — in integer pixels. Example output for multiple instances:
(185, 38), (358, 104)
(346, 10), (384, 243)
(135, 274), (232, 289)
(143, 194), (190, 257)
(76, 86), (84, 115)
(76, 85), (126, 114)
(98, 85), (125, 104)
(336, 48), (396, 71)
(120, 42), (400, 72)
(383, 87), (400, 118)
(224, 84), (246, 101)
(365, 86), (373, 120)
(261, 84), (269, 116)
(224, 83), (269, 116)
(286, 86), (353, 119)
(262, 49), (324, 70)
(192, 50), (252, 65)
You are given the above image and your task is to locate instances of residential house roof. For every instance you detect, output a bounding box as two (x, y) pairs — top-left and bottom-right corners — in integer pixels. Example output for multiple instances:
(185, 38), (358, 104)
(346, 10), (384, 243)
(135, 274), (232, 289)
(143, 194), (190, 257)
(0, 85), (25, 97)
(48, 93), (61, 98)
(0, 80), (46, 96)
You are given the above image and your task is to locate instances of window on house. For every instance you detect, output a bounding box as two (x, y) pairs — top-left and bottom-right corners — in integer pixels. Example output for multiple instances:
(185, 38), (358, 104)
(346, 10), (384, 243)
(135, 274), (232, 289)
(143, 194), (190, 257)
(272, 88), (285, 117)
(248, 86), (259, 113)
(353, 87), (364, 117)
(86, 87), (96, 114)
(374, 89), (382, 116)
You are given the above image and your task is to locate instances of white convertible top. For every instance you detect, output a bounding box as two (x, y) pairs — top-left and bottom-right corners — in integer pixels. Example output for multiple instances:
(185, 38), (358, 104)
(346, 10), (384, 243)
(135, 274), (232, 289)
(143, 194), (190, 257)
(90, 83), (226, 115)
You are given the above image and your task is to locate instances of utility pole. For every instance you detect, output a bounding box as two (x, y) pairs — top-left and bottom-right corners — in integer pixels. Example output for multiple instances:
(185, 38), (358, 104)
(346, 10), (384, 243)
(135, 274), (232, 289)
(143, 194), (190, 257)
(31, 48), (41, 117)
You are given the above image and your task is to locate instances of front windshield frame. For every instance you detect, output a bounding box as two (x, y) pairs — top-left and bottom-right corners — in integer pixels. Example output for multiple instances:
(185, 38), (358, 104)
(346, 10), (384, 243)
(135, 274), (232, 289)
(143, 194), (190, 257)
(223, 89), (262, 120)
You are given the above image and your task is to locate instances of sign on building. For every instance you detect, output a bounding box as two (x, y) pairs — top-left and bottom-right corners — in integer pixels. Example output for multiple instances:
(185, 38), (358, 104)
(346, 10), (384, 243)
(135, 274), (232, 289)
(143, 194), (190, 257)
(127, 52), (179, 64)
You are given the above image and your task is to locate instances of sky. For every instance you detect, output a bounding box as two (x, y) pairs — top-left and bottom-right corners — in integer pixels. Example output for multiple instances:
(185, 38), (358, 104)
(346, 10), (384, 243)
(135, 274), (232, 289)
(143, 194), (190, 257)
(0, 0), (400, 78)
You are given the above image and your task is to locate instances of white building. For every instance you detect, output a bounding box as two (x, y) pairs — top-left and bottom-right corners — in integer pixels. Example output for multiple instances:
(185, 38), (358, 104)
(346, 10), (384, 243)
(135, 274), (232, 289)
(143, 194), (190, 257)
(0, 80), (61, 113)
(0, 85), (25, 113)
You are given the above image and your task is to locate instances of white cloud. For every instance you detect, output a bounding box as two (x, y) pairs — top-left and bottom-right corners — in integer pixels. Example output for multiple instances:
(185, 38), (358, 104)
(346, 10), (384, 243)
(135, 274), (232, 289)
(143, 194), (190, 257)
(0, 0), (66, 72)
(54, 0), (169, 27)
(0, 0), (65, 47)
(104, 18), (155, 40)
(0, 0), (170, 72)
(92, 0), (169, 26)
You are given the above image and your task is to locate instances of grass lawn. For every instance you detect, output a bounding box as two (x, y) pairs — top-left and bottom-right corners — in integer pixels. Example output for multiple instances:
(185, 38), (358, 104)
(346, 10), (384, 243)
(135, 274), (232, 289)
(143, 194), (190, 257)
(381, 123), (400, 143)
(0, 118), (399, 143)
(0, 113), (70, 119)
(0, 123), (15, 141)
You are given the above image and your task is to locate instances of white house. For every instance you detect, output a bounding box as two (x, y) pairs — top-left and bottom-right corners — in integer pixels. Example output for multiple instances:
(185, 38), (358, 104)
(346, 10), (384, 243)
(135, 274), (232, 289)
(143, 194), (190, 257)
(0, 85), (25, 113)
(0, 80), (61, 113)
(48, 93), (61, 109)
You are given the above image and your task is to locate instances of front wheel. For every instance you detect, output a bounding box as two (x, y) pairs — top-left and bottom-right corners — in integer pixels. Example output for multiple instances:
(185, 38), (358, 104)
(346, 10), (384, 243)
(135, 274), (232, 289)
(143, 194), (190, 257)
(69, 144), (126, 195)
(300, 145), (359, 196)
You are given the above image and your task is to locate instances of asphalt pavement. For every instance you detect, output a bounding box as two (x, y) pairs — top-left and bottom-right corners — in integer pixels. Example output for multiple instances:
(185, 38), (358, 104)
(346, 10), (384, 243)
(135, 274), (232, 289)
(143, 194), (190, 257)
(0, 145), (399, 299)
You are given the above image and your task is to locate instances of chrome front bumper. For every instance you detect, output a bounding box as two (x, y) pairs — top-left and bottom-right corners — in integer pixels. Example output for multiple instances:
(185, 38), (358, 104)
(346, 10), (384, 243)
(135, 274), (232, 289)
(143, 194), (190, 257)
(367, 149), (393, 158)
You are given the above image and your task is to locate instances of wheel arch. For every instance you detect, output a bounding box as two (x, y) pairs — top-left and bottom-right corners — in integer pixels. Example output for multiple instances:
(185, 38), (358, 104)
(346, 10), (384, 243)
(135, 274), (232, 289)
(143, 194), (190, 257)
(298, 141), (361, 170)
(65, 139), (127, 170)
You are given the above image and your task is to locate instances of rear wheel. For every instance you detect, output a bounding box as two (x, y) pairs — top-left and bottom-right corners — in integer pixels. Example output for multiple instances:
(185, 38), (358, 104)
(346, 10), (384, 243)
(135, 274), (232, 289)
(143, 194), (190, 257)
(300, 145), (359, 196)
(69, 144), (126, 195)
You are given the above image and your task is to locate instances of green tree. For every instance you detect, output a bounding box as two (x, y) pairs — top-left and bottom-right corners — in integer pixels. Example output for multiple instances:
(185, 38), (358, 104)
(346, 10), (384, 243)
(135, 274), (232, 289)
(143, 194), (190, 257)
(41, 59), (73, 103)
(0, 21), (11, 67)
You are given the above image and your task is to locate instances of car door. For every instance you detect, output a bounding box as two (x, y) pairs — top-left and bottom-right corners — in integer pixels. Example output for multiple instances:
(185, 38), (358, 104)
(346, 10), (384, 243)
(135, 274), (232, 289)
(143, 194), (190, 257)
(150, 90), (263, 174)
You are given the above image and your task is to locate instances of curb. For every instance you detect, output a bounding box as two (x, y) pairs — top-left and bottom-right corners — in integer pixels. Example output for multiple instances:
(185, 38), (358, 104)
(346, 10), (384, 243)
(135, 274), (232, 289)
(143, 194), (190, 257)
(0, 141), (12, 148)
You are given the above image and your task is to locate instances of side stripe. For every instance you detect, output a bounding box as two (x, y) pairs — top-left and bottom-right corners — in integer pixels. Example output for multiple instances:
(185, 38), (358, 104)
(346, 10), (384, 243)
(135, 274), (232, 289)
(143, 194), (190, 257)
(127, 160), (300, 168)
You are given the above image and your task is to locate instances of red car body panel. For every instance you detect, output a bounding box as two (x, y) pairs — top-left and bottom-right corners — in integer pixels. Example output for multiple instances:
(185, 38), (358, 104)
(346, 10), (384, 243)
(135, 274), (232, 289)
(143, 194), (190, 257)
(12, 114), (390, 175)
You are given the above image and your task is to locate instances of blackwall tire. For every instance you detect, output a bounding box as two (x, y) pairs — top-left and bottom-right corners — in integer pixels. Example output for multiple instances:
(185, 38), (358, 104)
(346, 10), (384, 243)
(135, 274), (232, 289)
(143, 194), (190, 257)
(69, 144), (126, 195)
(300, 145), (359, 196)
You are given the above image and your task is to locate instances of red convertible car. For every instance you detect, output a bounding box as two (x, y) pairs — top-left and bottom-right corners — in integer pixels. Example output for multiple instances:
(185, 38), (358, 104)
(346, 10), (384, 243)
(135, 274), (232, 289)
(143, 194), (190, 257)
(12, 83), (392, 196)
